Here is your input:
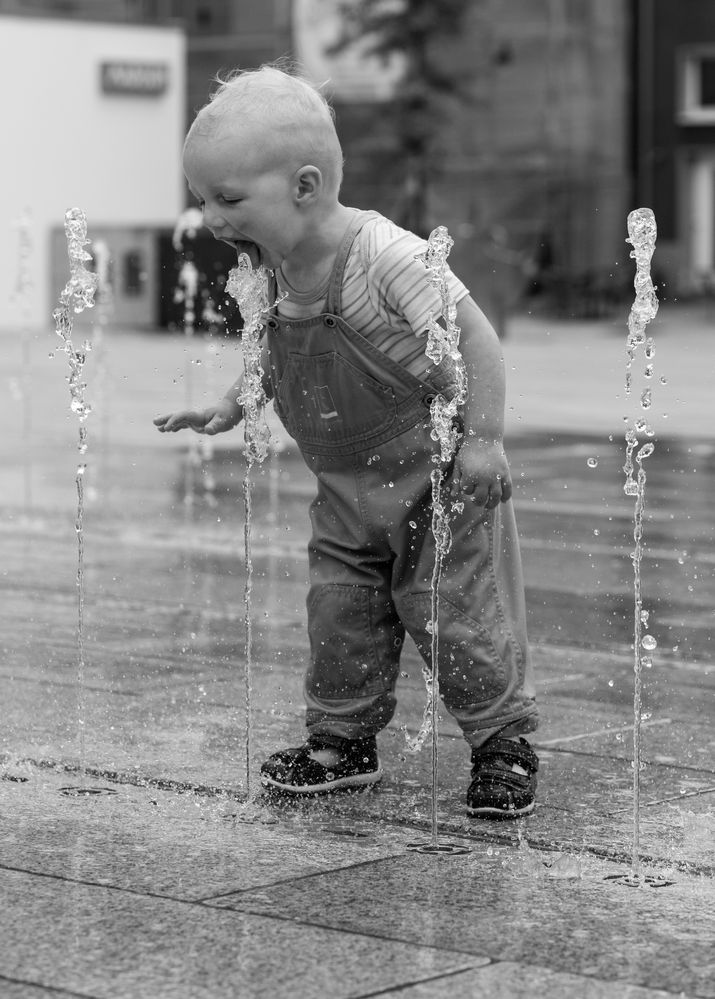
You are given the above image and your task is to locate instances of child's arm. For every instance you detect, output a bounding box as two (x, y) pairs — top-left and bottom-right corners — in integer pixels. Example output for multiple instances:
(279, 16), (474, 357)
(154, 374), (244, 435)
(450, 296), (512, 509)
(154, 340), (273, 435)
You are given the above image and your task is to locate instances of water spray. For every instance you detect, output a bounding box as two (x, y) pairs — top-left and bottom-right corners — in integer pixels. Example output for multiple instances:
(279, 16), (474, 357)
(406, 226), (469, 855)
(173, 209), (203, 507)
(623, 207), (659, 884)
(12, 210), (34, 512)
(225, 253), (274, 802)
(51, 207), (98, 788)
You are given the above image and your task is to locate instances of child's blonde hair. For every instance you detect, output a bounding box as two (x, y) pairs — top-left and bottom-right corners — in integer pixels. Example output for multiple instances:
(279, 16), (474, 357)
(189, 65), (344, 195)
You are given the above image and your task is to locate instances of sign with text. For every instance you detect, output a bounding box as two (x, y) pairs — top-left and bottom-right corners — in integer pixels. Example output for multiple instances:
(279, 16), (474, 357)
(101, 62), (168, 96)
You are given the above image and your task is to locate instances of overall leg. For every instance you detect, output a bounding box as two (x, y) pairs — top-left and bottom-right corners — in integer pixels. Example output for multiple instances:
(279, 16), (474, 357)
(260, 466), (403, 795)
(392, 486), (539, 817)
(392, 481), (537, 748)
(305, 468), (405, 740)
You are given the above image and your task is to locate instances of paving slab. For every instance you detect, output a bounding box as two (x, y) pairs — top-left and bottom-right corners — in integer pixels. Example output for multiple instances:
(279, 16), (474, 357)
(1, 309), (714, 997)
(211, 847), (714, 998)
(0, 867), (476, 999)
(376, 964), (697, 999)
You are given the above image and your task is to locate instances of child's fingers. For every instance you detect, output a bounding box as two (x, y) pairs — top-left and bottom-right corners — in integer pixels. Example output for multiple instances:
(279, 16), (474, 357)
(154, 414), (177, 432)
(155, 412), (193, 432)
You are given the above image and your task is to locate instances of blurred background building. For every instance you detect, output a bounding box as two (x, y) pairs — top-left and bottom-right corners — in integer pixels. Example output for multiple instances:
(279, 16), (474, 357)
(1, 0), (715, 331)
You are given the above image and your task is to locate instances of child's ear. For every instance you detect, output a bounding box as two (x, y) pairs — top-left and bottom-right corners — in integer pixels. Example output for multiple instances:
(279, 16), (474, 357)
(294, 165), (322, 204)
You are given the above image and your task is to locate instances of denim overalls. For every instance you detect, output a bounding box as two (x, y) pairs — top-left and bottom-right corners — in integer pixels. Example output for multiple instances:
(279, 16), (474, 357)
(264, 211), (537, 749)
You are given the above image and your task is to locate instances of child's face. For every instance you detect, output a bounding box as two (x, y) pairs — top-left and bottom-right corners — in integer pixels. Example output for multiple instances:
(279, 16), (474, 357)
(183, 129), (303, 270)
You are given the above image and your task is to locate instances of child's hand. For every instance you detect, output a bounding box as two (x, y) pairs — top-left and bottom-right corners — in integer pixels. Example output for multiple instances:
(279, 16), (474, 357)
(450, 439), (512, 509)
(153, 399), (241, 435)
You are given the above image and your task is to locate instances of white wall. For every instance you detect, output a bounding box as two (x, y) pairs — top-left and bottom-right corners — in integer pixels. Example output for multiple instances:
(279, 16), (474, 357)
(0, 16), (186, 329)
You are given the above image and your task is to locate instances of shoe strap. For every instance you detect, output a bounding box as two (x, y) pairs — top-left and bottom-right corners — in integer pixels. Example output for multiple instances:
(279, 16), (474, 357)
(472, 738), (539, 773)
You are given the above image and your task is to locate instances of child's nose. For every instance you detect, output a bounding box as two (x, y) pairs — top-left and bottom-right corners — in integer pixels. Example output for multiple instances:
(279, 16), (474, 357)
(202, 203), (224, 231)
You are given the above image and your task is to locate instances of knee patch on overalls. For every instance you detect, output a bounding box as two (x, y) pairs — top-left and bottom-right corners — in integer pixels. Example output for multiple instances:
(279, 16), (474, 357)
(306, 583), (405, 698)
(395, 590), (512, 707)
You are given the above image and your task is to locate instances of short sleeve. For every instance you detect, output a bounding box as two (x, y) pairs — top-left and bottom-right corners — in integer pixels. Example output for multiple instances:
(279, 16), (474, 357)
(360, 218), (469, 336)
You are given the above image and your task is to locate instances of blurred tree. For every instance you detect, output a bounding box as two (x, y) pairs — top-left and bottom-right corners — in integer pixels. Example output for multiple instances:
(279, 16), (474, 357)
(329, 0), (474, 236)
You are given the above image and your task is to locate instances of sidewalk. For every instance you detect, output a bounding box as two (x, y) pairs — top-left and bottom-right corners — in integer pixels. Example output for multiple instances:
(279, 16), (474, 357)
(1, 304), (714, 998)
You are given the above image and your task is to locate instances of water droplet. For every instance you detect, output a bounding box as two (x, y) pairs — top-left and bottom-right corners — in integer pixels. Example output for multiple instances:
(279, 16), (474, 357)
(640, 388), (652, 409)
(642, 656), (653, 669)
(409, 520), (417, 529)
(641, 634), (657, 651)
(608, 679), (614, 687)
(593, 528), (600, 536)
(637, 442), (654, 460)
(659, 375), (667, 385)
(587, 457), (598, 468)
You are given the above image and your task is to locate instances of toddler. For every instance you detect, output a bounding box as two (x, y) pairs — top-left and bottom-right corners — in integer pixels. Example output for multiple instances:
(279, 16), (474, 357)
(155, 66), (538, 818)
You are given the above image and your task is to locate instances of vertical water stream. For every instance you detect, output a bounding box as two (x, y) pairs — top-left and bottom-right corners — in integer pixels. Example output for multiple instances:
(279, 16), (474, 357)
(623, 207), (659, 881)
(226, 254), (273, 802)
(51, 208), (98, 784)
(407, 227), (468, 851)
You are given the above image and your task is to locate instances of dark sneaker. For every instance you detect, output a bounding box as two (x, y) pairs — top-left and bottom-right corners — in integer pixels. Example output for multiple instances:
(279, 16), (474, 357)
(466, 736), (538, 819)
(260, 735), (382, 796)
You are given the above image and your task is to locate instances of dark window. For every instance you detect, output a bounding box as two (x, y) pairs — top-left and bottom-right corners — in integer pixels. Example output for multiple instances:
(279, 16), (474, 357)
(123, 250), (145, 296)
(700, 58), (715, 107)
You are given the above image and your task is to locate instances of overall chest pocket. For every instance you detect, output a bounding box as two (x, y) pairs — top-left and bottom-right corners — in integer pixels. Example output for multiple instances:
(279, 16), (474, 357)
(274, 351), (397, 449)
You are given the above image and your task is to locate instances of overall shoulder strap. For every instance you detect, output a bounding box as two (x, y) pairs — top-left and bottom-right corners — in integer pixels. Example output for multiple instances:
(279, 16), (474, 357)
(325, 210), (381, 316)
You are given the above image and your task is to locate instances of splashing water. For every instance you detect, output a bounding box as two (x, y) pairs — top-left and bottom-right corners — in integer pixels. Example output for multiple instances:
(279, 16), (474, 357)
(225, 253), (277, 801)
(226, 256), (274, 465)
(12, 210), (34, 512)
(173, 210), (204, 507)
(623, 207), (659, 882)
(51, 208), (98, 782)
(172, 207), (203, 252)
(406, 226), (468, 848)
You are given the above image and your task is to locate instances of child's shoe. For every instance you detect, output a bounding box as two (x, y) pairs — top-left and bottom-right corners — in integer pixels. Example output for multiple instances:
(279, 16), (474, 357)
(466, 736), (538, 819)
(260, 734), (382, 796)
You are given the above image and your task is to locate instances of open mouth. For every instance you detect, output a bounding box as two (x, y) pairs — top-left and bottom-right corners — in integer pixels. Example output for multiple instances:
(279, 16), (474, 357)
(224, 239), (261, 269)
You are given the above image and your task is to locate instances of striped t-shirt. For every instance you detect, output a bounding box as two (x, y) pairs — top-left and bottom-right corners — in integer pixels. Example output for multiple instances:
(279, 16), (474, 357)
(275, 213), (469, 380)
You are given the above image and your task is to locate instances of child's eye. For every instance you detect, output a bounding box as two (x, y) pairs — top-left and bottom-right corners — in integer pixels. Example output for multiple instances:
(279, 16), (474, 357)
(221, 196), (242, 205)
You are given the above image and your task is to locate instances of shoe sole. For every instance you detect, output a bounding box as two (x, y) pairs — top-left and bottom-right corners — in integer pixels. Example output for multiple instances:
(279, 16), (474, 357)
(261, 769), (383, 796)
(466, 801), (535, 819)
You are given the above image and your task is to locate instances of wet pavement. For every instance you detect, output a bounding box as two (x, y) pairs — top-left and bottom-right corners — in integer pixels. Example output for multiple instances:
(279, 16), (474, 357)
(1, 303), (714, 998)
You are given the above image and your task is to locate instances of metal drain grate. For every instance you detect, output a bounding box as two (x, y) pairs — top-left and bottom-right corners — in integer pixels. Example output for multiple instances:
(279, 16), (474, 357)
(603, 873), (675, 888)
(59, 786), (118, 797)
(406, 841), (472, 856)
